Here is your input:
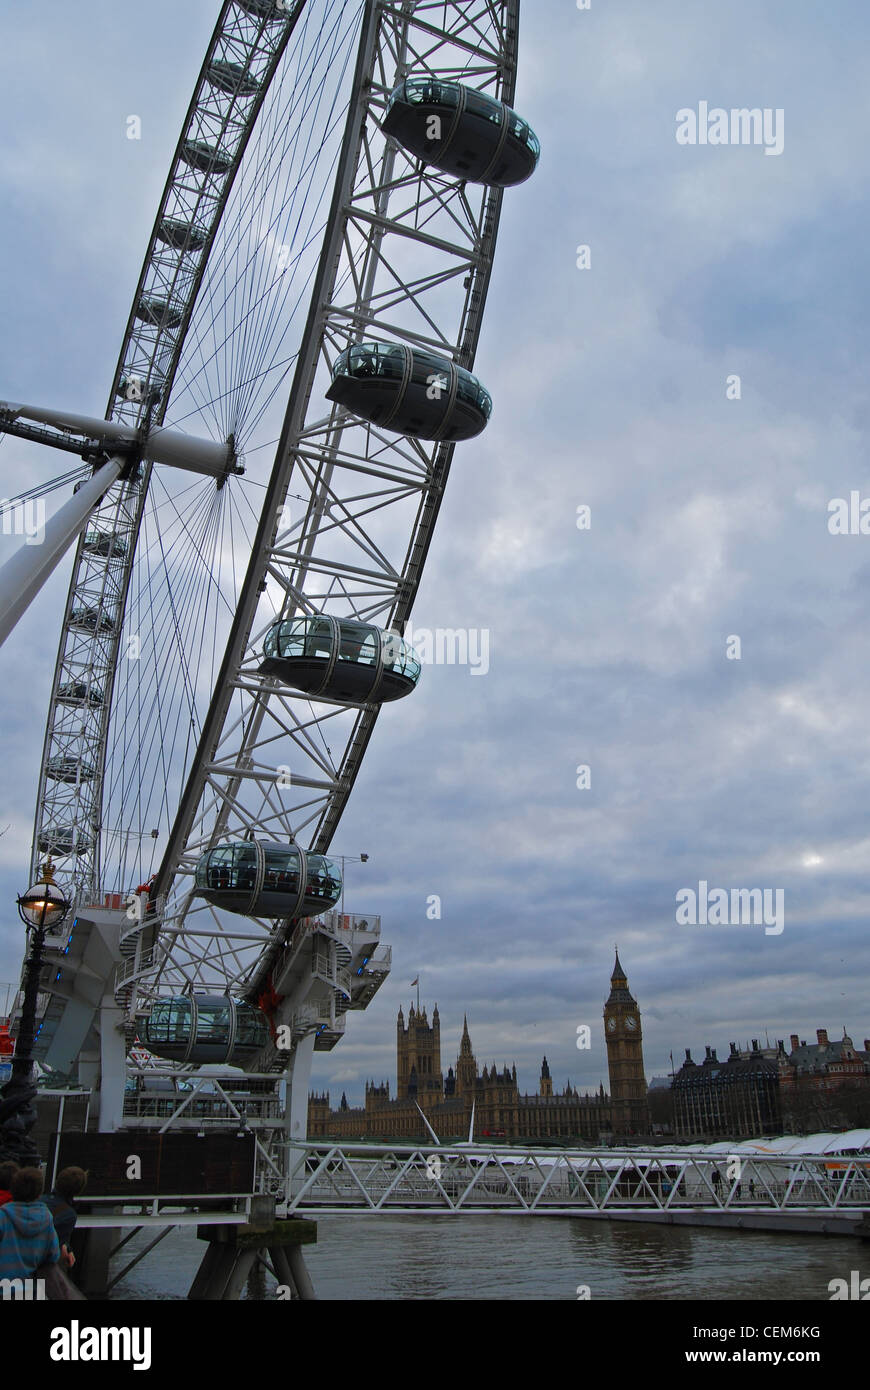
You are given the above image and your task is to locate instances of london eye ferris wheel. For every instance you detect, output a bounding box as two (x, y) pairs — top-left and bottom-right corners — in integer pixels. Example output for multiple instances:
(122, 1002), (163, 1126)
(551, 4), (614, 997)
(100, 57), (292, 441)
(0, 0), (538, 1093)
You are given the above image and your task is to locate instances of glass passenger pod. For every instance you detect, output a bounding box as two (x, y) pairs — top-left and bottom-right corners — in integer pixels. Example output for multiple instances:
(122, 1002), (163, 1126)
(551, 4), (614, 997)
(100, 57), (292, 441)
(326, 342), (491, 442)
(193, 841), (342, 919)
(382, 78), (540, 188)
(69, 606), (117, 635)
(207, 60), (260, 97)
(83, 530), (128, 560)
(181, 139), (233, 176)
(135, 297), (184, 330)
(236, 0), (287, 19)
(144, 994), (269, 1065)
(116, 373), (165, 406)
(156, 217), (208, 252)
(56, 681), (103, 708)
(260, 615), (421, 703)
(38, 826), (92, 856)
(46, 757), (95, 783)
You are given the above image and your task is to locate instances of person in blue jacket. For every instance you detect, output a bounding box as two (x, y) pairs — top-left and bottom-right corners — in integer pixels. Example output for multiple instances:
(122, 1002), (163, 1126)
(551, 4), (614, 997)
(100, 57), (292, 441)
(0, 1165), (60, 1280)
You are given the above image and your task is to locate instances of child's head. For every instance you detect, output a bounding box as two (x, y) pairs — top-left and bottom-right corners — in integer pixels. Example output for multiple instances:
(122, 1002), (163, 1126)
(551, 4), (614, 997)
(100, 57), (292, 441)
(10, 1166), (44, 1202)
(54, 1166), (88, 1202)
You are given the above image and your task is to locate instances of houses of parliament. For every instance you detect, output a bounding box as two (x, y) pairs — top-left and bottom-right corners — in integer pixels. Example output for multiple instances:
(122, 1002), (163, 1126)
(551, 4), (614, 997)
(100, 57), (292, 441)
(309, 953), (650, 1142)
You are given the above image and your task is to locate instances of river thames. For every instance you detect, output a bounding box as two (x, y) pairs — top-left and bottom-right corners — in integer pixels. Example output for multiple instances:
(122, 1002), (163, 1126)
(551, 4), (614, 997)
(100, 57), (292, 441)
(111, 1216), (864, 1301)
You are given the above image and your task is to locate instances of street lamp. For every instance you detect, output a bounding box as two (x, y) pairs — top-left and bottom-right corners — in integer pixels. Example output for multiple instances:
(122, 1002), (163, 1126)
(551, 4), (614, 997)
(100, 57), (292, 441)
(0, 859), (71, 1164)
(337, 852), (369, 917)
(18, 861), (71, 931)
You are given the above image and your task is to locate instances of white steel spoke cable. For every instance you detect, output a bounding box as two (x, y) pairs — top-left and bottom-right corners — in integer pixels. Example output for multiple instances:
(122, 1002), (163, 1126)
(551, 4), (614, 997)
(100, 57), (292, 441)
(152, 10), (328, 437)
(105, 511), (216, 880)
(173, 166), (331, 447)
(145, 486), (224, 735)
(126, 488), (218, 702)
(140, 489), (233, 779)
(147, 469), (242, 623)
(167, 91), (370, 452)
(223, 3), (344, 431)
(115, 473), (258, 877)
(170, 0), (355, 445)
(190, 0), (331, 430)
(227, 471), (271, 534)
(230, 7), (360, 435)
(237, 131), (391, 437)
(0, 465), (91, 513)
(218, 0), (356, 438)
(167, 0), (361, 447)
(104, 478), (238, 886)
(235, 214), (360, 446)
(231, 436), (280, 458)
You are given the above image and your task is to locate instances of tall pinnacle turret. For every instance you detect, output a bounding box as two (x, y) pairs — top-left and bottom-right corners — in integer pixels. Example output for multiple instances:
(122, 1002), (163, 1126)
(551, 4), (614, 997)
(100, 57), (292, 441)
(456, 1013), (477, 1094)
(607, 949), (637, 1006)
(540, 1053), (553, 1097)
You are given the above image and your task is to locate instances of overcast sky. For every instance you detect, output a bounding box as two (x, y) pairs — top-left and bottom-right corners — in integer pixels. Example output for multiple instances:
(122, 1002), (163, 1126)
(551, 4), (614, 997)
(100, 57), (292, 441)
(2, 1), (870, 1106)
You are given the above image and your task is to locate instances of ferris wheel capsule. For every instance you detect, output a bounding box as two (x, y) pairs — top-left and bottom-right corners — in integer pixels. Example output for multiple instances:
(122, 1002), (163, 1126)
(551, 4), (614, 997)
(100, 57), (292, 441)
(68, 606), (117, 635)
(135, 296), (184, 329)
(115, 372), (164, 404)
(193, 840), (342, 919)
(236, 0), (288, 20)
(382, 78), (540, 188)
(207, 60), (261, 97)
(260, 615), (421, 703)
(326, 341), (491, 441)
(180, 139), (233, 176)
(56, 681), (103, 708)
(143, 994), (269, 1065)
(38, 826), (92, 856)
(83, 530), (128, 560)
(156, 217), (208, 252)
(45, 757), (95, 783)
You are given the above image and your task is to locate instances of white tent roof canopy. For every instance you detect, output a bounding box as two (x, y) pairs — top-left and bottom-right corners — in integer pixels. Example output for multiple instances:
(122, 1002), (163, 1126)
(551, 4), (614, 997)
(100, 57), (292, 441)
(657, 1130), (870, 1158)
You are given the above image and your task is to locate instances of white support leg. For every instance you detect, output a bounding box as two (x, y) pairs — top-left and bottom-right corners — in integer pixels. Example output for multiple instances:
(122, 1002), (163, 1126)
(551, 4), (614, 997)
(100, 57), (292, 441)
(0, 456), (123, 649)
(97, 991), (127, 1132)
(284, 1031), (315, 1202)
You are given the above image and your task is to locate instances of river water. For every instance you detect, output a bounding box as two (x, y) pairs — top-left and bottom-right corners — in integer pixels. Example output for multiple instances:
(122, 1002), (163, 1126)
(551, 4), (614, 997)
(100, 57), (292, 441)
(111, 1217), (864, 1301)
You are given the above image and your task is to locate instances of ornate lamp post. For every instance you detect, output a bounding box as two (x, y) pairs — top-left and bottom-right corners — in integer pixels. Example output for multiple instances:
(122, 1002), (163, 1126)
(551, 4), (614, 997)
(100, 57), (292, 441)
(0, 859), (71, 1164)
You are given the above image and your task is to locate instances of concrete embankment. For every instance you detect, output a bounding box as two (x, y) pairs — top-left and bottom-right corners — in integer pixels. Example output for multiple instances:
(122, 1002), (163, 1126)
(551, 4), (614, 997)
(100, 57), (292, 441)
(578, 1209), (870, 1239)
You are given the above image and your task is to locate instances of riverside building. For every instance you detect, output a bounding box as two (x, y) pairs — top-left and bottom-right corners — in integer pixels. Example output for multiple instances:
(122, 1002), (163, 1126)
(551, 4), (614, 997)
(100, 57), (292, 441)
(672, 1029), (870, 1139)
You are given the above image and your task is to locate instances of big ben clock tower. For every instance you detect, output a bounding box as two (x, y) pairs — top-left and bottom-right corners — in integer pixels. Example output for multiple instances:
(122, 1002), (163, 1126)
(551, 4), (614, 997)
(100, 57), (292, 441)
(604, 951), (649, 1137)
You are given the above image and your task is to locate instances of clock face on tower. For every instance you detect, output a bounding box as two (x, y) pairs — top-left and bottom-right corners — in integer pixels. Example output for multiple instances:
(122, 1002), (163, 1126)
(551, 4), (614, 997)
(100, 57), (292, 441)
(626, 1016), (637, 1031)
(607, 1017), (617, 1032)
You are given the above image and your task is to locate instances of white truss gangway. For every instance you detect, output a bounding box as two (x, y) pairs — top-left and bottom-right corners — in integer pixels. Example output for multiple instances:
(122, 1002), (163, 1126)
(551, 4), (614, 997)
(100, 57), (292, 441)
(56, 1141), (870, 1231)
